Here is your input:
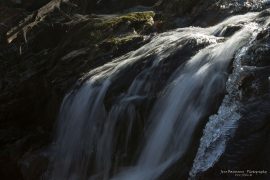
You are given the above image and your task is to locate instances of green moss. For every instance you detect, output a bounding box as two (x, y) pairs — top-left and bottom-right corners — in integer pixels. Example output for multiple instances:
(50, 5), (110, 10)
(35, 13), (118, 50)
(93, 11), (155, 30)
(118, 11), (155, 25)
(56, 11), (154, 59)
(104, 34), (142, 46)
(76, 12), (154, 44)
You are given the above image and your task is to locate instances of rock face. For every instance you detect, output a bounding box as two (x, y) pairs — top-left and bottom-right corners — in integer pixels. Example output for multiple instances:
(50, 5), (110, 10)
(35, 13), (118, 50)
(0, 1), (156, 179)
(82, 0), (158, 13)
(0, 0), (270, 180)
(0, 0), (51, 11)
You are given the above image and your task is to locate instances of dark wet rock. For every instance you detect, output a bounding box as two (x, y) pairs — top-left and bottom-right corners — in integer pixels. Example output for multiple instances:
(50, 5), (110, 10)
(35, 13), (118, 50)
(0, 128), (51, 180)
(217, 24), (243, 37)
(156, 0), (200, 16)
(0, 7), (27, 45)
(0, 1), (156, 179)
(0, 152), (23, 180)
(0, 0), (51, 11)
(76, 0), (158, 13)
(20, 149), (49, 180)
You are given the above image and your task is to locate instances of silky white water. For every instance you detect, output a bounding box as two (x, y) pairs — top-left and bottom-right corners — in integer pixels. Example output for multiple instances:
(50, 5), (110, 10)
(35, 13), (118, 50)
(49, 27), (218, 180)
(47, 9), (269, 180)
(113, 19), (260, 180)
(189, 23), (262, 178)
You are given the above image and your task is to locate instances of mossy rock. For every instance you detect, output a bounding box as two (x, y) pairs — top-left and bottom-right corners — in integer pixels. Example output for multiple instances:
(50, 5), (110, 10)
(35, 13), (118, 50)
(102, 34), (143, 47)
(87, 11), (155, 42)
(55, 11), (155, 58)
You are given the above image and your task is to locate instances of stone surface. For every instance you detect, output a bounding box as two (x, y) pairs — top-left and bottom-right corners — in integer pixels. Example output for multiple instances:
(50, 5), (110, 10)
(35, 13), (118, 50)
(0, 1), (156, 179)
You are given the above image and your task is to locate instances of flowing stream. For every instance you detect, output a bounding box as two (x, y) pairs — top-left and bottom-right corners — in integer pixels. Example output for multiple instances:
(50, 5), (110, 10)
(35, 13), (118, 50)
(47, 8), (270, 180)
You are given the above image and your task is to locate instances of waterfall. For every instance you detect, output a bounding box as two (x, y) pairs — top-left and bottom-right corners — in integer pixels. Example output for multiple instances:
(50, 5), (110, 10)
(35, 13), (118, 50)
(47, 9), (270, 180)
(189, 22), (262, 178)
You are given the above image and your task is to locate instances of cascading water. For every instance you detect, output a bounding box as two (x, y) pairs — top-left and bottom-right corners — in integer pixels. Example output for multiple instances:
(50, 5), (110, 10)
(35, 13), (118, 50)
(47, 8), (270, 180)
(48, 28), (218, 180)
(189, 22), (263, 178)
